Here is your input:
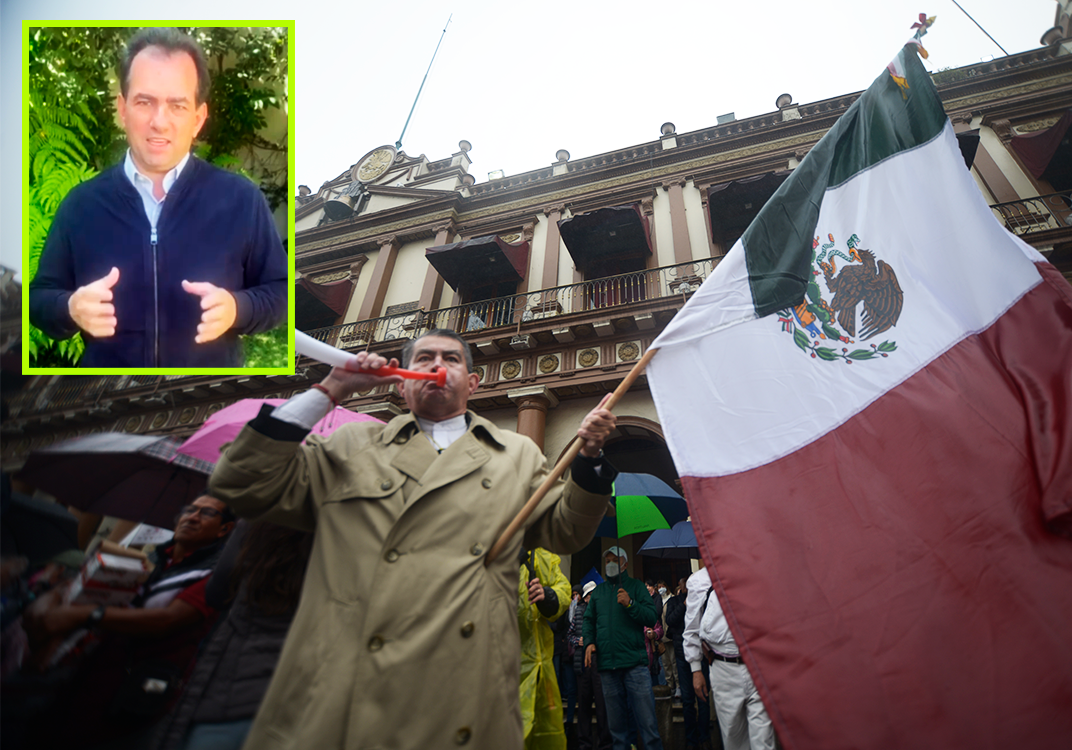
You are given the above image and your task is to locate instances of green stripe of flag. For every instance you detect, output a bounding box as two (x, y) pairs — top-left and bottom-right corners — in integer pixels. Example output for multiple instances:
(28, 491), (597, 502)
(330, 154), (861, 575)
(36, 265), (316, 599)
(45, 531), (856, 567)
(743, 46), (948, 317)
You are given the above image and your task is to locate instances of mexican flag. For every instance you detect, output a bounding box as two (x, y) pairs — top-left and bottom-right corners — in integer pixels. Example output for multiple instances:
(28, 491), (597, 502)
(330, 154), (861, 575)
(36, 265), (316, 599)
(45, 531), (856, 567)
(647, 45), (1072, 749)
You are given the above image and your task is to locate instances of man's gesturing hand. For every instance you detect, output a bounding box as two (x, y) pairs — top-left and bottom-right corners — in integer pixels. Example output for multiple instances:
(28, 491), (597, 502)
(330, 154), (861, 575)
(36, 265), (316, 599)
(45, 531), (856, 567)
(577, 393), (617, 458)
(68, 267), (120, 337)
(182, 281), (237, 344)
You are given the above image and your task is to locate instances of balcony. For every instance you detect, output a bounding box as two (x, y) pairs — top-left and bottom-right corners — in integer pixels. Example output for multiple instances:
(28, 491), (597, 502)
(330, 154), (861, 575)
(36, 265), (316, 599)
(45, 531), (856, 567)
(990, 191), (1072, 236)
(303, 258), (720, 349)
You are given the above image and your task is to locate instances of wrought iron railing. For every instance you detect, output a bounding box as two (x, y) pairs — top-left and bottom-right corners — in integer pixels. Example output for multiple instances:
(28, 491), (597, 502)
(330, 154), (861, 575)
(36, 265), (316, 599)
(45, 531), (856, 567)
(3, 375), (168, 420)
(304, 258), (719, 347)
(990, 191), (1072, 235)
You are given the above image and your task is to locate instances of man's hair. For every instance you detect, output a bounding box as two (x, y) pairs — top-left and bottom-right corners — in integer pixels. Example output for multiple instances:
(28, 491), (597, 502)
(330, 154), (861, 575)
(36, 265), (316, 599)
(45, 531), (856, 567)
(120, 27), (211, 105)
(197, 495), (237, 525)
(401, 329), (474, 372)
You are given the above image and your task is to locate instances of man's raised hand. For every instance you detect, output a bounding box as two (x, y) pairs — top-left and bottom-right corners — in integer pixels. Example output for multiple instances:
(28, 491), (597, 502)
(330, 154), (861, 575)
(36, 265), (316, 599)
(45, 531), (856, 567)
(182, 280), (237, 343)
(68, 267), (120, 337)
(577, 393), (617, 458)
(318, 350), (406, 404)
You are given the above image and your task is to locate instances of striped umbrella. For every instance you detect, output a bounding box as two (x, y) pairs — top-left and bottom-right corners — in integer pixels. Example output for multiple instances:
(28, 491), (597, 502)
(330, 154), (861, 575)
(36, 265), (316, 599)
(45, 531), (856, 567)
(595, 472), (689, 538)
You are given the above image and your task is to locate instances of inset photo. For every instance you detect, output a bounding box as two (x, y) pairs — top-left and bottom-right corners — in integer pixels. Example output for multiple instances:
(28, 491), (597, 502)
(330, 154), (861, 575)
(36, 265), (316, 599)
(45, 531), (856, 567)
(23, 23), (294, 374)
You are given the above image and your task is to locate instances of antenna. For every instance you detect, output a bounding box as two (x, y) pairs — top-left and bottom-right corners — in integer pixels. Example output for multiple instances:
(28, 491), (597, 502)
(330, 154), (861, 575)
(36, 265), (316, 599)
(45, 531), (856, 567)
(949, 0), (1009, 56)
(396, 14), (452, 150)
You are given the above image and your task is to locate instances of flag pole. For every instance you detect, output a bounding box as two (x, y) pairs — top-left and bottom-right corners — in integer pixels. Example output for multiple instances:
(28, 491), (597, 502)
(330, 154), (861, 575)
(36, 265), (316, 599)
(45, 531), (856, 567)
(485, 346), (659, 566)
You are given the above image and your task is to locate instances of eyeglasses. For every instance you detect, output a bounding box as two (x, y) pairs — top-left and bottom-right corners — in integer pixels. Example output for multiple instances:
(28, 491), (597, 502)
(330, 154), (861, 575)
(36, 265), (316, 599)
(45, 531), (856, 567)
(175, 505), (223, 522)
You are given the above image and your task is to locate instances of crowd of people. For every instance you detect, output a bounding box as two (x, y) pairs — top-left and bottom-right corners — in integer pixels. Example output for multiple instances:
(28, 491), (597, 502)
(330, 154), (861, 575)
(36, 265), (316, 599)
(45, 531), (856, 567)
(1, 329), (778, 749)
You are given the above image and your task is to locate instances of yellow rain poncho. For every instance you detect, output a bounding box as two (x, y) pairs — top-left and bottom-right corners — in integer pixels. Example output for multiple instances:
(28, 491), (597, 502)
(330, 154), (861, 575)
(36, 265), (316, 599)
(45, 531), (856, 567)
(517, 548), (571, 750)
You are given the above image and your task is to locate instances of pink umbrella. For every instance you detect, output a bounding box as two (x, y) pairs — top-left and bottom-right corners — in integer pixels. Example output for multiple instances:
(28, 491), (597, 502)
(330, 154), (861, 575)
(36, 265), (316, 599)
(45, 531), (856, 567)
(177, 399), (383, 463)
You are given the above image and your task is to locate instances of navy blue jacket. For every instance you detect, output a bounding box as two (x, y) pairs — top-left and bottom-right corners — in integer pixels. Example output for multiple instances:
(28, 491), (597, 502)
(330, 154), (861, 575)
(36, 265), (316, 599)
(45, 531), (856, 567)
(30, 157), (288, 368)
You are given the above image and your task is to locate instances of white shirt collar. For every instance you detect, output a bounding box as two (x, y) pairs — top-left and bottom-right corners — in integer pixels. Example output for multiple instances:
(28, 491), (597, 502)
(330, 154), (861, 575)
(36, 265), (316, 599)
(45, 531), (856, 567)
(416, 414), (468, 452)
(123, 150), (190, 200)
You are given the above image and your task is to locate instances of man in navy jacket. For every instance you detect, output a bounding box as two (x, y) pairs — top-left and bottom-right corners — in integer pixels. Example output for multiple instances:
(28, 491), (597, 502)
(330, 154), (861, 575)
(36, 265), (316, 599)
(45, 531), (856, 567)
(29, 27), (287, 368)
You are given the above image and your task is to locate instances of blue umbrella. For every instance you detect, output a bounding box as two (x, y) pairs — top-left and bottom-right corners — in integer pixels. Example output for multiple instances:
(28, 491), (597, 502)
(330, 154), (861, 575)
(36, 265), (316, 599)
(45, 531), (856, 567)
(595, 472), (689, 538)
(637, 520), (699, 559)
(579, 567), (604, 589)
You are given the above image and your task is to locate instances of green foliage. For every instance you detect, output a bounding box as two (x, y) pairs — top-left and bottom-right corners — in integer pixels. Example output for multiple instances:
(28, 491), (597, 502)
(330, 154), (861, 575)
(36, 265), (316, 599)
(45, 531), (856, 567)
(26, 76), (100, 366)
(242, 324), (289, 369)
(192, 27), (289, 211)
(26, 25), (290, 368)
(931, 67), (976, 86)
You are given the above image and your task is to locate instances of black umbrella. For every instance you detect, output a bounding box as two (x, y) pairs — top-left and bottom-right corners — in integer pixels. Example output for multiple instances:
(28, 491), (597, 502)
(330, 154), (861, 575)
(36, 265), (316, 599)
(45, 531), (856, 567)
(636, 520), (700, 559)
(0, 492), (80, 565)
(17, 432), (215, 530)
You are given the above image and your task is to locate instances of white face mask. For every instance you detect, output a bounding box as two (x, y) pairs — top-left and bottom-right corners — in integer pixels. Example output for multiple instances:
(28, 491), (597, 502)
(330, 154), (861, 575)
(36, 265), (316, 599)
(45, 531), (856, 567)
(604, 561), (620, 578)
(658, 587), (667, 596)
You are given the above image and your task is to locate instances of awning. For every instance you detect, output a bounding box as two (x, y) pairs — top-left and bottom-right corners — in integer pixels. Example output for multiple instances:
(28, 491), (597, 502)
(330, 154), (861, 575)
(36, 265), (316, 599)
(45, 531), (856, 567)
(558, 204), (652, 267)
(296, 276), (352, 329)
(707, 171), (792, 230)
(955, 129), (980, 169)
(425, 235), (530, 290)
(1010, 110), (1072, 180)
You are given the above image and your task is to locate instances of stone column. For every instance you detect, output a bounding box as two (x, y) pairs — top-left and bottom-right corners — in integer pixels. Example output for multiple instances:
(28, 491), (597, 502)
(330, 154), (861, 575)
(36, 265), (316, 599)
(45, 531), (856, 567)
(508, 385), (559, 452)
(697, 186), (721, 257)
(957, 113), (1019, 204)
(542, 205), (565, 290)
(419, 223), (454, 314)
(662, 178), (693, 264)
(335, 256), (368, 326)
(357, 235), (401, 321)
(640, 195), (659, 270)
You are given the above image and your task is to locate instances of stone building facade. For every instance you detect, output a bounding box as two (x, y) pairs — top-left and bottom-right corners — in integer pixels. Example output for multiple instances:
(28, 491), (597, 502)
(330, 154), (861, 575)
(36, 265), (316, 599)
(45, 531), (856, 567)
(4, 38), (1071, 582)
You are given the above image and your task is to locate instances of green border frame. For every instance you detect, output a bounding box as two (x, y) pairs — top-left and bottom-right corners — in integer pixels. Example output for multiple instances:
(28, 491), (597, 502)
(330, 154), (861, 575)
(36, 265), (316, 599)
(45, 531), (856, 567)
(21, 20), (296, 376)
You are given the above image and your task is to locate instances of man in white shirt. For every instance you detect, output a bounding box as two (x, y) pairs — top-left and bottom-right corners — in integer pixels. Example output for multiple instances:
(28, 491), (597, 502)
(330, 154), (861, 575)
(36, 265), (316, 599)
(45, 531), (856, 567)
(683, 566), (777, 750)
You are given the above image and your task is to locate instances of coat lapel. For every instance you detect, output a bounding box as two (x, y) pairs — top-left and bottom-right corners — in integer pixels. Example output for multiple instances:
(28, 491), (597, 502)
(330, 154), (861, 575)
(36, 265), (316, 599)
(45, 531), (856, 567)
(405, 430), (490, 505)
(390, 431), (439, 484)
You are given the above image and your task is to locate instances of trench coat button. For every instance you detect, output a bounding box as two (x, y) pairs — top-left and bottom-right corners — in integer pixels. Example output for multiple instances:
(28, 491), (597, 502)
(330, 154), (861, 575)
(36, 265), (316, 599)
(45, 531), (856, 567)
(385, 549), (400, 563)
(380, 479), (392, 491)
(368, 635), (384, 652)
(460, 621), (475, 638)
(454, 727), (472, 745)
(469, 543), (484, 556)
(481, 478), (492, 489)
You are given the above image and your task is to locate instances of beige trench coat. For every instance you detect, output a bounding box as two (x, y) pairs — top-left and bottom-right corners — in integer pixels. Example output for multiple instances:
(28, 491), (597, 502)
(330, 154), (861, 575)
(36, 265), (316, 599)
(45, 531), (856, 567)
(209, 410), (609, 750)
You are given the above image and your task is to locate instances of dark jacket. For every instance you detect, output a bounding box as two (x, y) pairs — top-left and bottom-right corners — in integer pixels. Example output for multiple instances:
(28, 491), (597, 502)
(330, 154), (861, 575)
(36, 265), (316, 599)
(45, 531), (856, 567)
(581, 571), (656, 671)
(664, 591), (687, 647)
(569, 599), (587, 674)
(29, 157), (287, 368)
(157, 526), (299, 750)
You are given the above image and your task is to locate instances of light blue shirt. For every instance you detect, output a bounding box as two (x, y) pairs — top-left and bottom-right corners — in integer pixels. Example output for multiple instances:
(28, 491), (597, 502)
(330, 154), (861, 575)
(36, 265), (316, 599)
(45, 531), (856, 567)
(123, 150), (190, 231)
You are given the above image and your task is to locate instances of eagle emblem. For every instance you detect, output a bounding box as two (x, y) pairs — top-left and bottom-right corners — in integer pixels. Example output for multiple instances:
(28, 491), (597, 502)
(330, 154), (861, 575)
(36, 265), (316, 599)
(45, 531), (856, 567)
(777, 232), (903, 364)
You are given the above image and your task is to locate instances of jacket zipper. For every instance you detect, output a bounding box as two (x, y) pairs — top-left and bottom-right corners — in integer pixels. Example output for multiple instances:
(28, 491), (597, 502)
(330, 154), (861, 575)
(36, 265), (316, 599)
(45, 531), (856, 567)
(151, 226), (159, 366)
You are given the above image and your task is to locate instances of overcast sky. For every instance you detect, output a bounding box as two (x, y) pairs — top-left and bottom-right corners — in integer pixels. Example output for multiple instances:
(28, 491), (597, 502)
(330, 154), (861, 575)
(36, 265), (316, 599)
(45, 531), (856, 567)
(0, 1), (1056, 273)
